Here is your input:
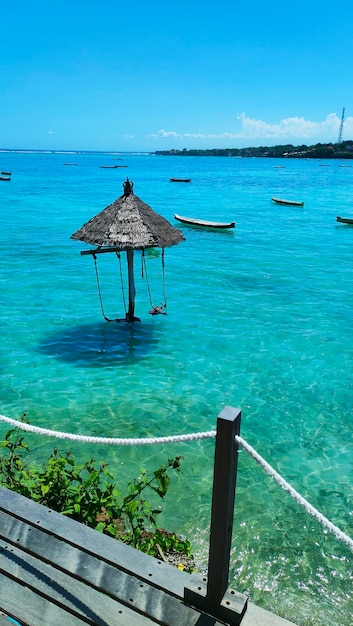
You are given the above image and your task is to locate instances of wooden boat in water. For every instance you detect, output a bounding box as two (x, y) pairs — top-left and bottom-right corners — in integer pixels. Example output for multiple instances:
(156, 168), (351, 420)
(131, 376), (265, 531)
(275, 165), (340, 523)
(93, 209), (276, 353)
(272, 196), (304, 206)
(0, 176), (11, 181)
(174, 213), (235, 229)
(100, 165), (128, 168)
(1, 171), (11, 175)
(337, 216), (353, 224)
(170, 177), (191, 183)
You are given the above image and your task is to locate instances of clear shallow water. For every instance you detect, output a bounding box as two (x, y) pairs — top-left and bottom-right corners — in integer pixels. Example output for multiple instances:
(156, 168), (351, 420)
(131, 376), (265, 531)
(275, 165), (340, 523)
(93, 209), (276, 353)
(0, 152), (352, 625)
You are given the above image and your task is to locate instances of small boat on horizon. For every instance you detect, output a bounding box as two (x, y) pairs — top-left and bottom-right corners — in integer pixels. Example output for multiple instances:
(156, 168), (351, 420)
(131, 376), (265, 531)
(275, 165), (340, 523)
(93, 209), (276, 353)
(336, 216), (353, 224)
(0, 176), (11, 181)
(174, 214), (235, 229)
(100, 165), (128, 168)
(170, 177), (191, 183)
(1, 171), (11, 175)
(272, 197), (304, 206)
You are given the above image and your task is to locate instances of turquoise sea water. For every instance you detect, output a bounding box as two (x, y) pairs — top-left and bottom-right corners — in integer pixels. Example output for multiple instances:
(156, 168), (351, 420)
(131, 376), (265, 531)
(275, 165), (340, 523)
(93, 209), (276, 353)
(0, 152), (352, 625)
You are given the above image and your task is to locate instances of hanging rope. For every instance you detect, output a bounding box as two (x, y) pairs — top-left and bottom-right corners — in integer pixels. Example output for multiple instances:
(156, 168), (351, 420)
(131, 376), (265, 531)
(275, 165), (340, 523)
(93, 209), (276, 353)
(161, 248), (167, 309)
(116, 252), (127, 316)
(142, 249), (167, 315)
(93, 253), (127, 322)
(93, 253), (112, 322)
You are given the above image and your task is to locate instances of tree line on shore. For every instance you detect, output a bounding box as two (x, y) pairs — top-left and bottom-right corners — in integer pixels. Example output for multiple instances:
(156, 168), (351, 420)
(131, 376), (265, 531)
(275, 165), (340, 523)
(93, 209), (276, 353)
(155, 140), (353, 159)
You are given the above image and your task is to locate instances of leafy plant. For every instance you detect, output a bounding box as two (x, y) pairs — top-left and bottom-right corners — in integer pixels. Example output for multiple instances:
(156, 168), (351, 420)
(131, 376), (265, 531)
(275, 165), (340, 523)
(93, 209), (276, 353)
(0, 419), (194, 569)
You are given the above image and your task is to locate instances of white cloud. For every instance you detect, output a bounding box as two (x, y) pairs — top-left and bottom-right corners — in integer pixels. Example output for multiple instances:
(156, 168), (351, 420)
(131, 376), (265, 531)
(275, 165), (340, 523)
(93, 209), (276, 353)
(156, 129), (179, 138)
(122, 134), (134, 139)
(183, 133), (206, 138)
(234, 112), (344, 140)
(150, 129), (235, 140)
(149, 113), (353, 145)
(48, 130), (54, 135)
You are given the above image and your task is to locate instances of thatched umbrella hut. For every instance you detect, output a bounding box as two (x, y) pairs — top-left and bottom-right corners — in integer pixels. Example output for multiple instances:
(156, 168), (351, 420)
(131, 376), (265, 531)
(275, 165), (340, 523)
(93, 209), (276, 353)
(71, 179), (185, 322)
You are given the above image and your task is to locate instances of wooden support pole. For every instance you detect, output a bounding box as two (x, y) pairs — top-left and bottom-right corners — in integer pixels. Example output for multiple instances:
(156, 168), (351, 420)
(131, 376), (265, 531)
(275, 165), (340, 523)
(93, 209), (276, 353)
(184, 406), (247, 625)
(126, 248), (136, 322)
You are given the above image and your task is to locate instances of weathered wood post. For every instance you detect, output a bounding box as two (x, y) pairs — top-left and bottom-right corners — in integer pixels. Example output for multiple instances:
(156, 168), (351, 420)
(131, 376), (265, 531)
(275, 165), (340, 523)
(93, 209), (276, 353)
(184, 406), (247, 625)
(207, 405), (242, 601)
(126, 248), (136, 322)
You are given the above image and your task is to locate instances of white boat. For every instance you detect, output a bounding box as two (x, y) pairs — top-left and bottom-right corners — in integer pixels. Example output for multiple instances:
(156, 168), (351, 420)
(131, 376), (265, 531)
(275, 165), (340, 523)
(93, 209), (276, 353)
(174, 214), (235, 229)
(272, 197), (304, 206)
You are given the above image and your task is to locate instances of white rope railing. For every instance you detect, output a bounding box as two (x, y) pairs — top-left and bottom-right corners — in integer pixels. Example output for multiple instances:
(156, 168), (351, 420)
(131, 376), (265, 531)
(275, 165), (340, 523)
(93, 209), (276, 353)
(0, 414), (216, 445)
(0, 414), (352, 551)
(235, 435), (353, 551)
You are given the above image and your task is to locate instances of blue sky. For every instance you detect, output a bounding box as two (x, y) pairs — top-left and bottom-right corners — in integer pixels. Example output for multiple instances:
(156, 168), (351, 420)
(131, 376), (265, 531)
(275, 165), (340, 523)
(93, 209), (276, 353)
(2, 1), (353, 151)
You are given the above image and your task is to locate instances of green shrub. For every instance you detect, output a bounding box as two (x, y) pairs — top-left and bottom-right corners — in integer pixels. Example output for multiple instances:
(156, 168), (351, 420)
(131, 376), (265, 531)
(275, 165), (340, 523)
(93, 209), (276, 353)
(0, 419), (194, 569)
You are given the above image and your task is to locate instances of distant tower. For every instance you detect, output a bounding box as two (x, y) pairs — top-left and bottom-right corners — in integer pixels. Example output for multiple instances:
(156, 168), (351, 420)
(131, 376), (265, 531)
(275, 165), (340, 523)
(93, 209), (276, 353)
(338, 107), (345, 143)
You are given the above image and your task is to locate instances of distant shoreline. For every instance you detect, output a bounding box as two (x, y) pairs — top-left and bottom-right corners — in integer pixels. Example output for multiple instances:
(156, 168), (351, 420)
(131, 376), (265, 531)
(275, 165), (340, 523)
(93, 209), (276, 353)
(154, 141), (353, 159)
(0, 149), (151, 155)
(2, 141), (353, 159)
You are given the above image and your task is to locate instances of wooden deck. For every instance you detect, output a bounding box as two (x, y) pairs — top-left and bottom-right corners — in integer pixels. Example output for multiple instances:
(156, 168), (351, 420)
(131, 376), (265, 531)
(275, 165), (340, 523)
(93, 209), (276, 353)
(0, 485), (248, 625)
(0, 407), (298, 626)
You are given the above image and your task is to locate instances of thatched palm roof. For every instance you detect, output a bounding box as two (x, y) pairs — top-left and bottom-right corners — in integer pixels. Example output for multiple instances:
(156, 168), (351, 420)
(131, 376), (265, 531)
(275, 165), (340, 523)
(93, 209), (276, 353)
(71, 179), (184, 249)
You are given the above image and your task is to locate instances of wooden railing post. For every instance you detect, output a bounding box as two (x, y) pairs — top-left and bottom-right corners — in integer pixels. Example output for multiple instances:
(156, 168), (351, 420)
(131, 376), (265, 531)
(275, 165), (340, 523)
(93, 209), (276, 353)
(184, 406), (247, 625)
(207, 405), (241, 601)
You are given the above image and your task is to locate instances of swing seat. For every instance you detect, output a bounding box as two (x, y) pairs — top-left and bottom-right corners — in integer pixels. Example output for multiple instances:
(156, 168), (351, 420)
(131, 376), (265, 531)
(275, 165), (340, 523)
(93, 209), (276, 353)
(149, 305), (167, 316)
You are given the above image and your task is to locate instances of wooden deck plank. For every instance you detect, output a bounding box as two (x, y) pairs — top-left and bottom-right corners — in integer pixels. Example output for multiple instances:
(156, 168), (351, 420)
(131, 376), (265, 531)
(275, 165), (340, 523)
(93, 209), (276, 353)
(0, 535), (220, 626)
(0, 488), (228, 625)
(0, 487), (189, 597)
(0, 487), (245, 614)
(0, 615), (20, 626)
(0, 539), (154, 626)
(0, 576), (97, 626)
(243, 603), (298, 626)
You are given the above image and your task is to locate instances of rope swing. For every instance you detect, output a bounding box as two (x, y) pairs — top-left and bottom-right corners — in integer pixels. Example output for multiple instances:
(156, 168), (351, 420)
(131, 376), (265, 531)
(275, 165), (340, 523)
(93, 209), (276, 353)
(93, 252), (127, 322)
(142, 248), (167, 316)
(93, 248), (168, 321)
